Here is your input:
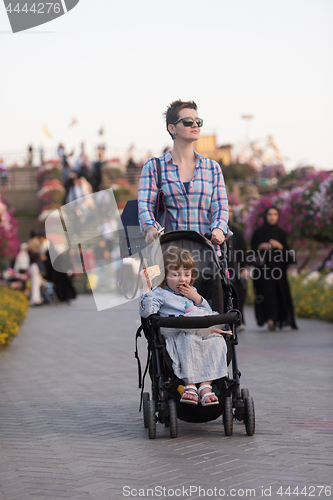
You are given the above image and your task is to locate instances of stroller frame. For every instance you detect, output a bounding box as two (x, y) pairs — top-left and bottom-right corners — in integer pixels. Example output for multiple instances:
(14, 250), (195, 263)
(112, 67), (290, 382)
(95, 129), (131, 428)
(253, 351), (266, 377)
(135, 231), (255, 439)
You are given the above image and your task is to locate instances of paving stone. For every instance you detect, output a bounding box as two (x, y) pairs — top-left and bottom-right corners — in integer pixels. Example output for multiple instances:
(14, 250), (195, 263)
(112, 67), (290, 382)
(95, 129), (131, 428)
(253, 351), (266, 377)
(0, 297), (332, 499)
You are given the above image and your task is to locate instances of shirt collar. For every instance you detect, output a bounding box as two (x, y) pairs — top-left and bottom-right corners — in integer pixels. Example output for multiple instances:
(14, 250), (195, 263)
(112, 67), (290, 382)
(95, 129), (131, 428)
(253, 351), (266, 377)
(165, 284), (184, 297)
(163, 150), (204, 165)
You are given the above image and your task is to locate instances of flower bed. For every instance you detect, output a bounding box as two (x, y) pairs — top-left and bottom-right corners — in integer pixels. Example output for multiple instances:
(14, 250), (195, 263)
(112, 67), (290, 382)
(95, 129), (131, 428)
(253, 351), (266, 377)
(0, 285), (29, 348)
(289, 274), (333, 323)
(0, 197), (20, 265)
(234, 171), (333, 245)
(36, 160), (62, 188)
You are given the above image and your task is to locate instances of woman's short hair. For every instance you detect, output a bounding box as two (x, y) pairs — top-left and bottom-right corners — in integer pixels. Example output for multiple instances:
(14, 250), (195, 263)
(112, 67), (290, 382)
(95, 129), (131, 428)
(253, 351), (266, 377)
(159, 246), (196, 287)
(164, 100), (197, 138)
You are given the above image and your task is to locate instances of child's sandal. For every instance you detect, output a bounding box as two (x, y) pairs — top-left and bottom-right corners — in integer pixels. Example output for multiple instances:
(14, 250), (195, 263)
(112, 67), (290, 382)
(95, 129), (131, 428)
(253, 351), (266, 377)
(180, 385), (198, 405)
(198, 384), (219, 406)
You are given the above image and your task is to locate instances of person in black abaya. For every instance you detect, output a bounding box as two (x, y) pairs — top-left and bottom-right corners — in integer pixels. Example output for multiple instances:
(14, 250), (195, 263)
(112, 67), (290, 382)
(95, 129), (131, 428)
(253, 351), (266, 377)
(44, 247), (77, 304)
(250, 206), (297, 331)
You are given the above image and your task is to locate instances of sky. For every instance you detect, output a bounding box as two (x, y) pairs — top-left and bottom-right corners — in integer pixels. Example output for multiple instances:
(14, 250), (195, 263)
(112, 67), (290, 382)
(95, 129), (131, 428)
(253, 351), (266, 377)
(1, 0), (333, 170)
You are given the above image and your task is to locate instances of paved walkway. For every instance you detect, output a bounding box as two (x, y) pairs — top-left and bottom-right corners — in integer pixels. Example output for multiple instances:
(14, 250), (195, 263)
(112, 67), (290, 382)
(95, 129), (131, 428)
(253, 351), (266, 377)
(0, 295), (332, 500)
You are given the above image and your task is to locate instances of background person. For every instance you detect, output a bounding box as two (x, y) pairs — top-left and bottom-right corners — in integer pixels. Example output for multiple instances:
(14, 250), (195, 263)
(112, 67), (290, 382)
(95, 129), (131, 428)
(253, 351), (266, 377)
(138, 100), (230, 248)
(92, 153), (103, 192)
(13, 243), (30, 274)
(250, 206), (297, 331)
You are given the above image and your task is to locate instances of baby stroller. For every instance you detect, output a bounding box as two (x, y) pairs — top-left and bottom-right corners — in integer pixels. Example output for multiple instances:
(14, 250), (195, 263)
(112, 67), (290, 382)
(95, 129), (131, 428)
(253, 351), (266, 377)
(41, 281), (58, 305)
(135, 230), (255, 439)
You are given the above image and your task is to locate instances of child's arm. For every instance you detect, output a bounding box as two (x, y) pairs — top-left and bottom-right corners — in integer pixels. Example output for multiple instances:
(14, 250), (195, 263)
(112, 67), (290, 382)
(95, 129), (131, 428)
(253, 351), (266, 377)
(139, 272), (164, 318)
(140, 266), (161, 293)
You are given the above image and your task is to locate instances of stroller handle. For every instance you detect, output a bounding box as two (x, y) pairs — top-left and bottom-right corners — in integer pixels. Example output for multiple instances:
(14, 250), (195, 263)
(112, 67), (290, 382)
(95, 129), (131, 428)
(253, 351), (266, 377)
(151, 311), (241, 329)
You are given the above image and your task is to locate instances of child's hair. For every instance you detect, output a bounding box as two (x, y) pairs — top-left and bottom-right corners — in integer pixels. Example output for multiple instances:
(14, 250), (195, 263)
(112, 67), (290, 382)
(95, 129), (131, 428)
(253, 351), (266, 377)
(159, 246), (196, 287)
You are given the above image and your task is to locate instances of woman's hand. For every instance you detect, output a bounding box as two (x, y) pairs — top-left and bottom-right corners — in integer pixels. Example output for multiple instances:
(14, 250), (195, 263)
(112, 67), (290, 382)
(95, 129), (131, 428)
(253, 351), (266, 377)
(145, 227), (158, 245)
(269, 239), (283, 250)
(211, 228), (225, 246)
(178, 283), (202, 305)
(257, 242), (271, 251)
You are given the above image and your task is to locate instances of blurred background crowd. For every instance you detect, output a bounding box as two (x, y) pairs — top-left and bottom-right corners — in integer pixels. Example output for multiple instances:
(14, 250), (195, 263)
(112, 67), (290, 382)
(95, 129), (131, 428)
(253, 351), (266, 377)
(0, 133), (332, 322)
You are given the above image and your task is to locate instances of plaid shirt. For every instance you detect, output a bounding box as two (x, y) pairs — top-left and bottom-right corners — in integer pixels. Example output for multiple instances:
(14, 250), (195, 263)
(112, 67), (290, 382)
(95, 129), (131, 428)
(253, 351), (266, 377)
(138, 150), (230, 237)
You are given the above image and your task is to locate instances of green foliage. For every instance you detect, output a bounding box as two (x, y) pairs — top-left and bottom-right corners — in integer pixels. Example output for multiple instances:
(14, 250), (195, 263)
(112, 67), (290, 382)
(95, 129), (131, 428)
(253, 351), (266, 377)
(0, 286), (29, 348)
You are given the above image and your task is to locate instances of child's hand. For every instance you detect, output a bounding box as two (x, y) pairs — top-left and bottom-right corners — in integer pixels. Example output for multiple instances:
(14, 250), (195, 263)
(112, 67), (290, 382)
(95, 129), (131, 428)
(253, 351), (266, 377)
(140, 269), (152, 293)
(209, 327), (232, 335)
(178, 283), (202, 305)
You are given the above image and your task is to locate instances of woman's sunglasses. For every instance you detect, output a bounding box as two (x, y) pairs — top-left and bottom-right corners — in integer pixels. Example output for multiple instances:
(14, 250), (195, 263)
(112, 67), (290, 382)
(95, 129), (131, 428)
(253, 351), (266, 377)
(173, 117), (203, 128)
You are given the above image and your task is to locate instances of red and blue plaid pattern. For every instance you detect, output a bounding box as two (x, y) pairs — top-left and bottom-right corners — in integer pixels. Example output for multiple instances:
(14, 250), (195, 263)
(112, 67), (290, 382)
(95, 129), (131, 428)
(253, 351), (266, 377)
(138, 150), (230, 237)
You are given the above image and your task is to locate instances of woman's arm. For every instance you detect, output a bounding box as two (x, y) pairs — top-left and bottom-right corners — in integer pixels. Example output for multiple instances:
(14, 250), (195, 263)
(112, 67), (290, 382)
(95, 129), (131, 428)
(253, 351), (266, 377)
(210, 162), (230, 239)
(138, 158), (162, 233)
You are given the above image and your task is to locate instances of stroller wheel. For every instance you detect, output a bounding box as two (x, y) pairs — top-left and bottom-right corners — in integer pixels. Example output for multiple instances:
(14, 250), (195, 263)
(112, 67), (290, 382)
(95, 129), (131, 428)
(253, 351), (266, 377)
(244, 397), (255, 436)
(143, 392), (150, 429)
(148, 400), (156, 439)
(241, 388), (250, 400)
(168, 399), (178, 439)
(223, 396), (233, 436)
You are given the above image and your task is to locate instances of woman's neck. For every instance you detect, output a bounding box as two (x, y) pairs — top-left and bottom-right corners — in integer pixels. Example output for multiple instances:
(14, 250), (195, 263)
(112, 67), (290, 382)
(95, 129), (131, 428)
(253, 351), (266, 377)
(170, 141), (196, 166)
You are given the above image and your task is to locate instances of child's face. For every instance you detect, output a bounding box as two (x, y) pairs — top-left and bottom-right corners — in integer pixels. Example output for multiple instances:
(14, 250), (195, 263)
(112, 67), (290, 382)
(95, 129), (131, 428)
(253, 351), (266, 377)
(166, 266), (192, 294)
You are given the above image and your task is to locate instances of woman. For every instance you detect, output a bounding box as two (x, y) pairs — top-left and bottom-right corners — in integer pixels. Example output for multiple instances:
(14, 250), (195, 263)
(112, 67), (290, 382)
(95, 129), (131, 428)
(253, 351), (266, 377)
(138, 100), (230, 247)
(251, 206), (297, 331)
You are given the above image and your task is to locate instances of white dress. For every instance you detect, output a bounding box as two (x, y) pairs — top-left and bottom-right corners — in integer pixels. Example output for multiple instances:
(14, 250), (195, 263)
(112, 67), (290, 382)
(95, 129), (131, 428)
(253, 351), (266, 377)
(139, 286), (228, 384)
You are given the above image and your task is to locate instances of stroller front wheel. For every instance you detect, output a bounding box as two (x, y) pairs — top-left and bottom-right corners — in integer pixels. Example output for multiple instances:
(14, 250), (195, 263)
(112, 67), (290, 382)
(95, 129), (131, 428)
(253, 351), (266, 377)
(241, 388), (250, 400)
(244, 397), (255, 436)
(143, 392), (150, 429)
(223, 396), (234, 436)
(148, 400), (156, 439)
(168, 399), (178, 439)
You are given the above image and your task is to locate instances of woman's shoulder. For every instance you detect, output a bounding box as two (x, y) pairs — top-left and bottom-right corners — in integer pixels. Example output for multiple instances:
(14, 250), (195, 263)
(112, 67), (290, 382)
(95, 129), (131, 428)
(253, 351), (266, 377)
(195, 151), (221, 170)
(144, 151), (170, 167)
(142, 156), (156, 170)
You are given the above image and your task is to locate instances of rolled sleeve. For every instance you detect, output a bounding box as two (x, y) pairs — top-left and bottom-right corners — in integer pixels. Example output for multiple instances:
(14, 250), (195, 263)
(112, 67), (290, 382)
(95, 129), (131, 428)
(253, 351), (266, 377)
(210, 162), (231, 236)
(139, 287), (164, 317)
(138, 158), (162, 233)
(197, 296), (212, 312)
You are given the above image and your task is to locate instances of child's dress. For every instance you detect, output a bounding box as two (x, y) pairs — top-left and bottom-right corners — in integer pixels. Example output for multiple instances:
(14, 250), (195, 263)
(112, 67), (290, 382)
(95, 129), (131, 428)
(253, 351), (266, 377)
(139, 286), (228, 384)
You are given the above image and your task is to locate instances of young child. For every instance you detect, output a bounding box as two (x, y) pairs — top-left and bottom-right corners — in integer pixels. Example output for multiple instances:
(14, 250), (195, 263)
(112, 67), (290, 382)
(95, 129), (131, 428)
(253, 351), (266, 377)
(139, 246), (230, 407)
